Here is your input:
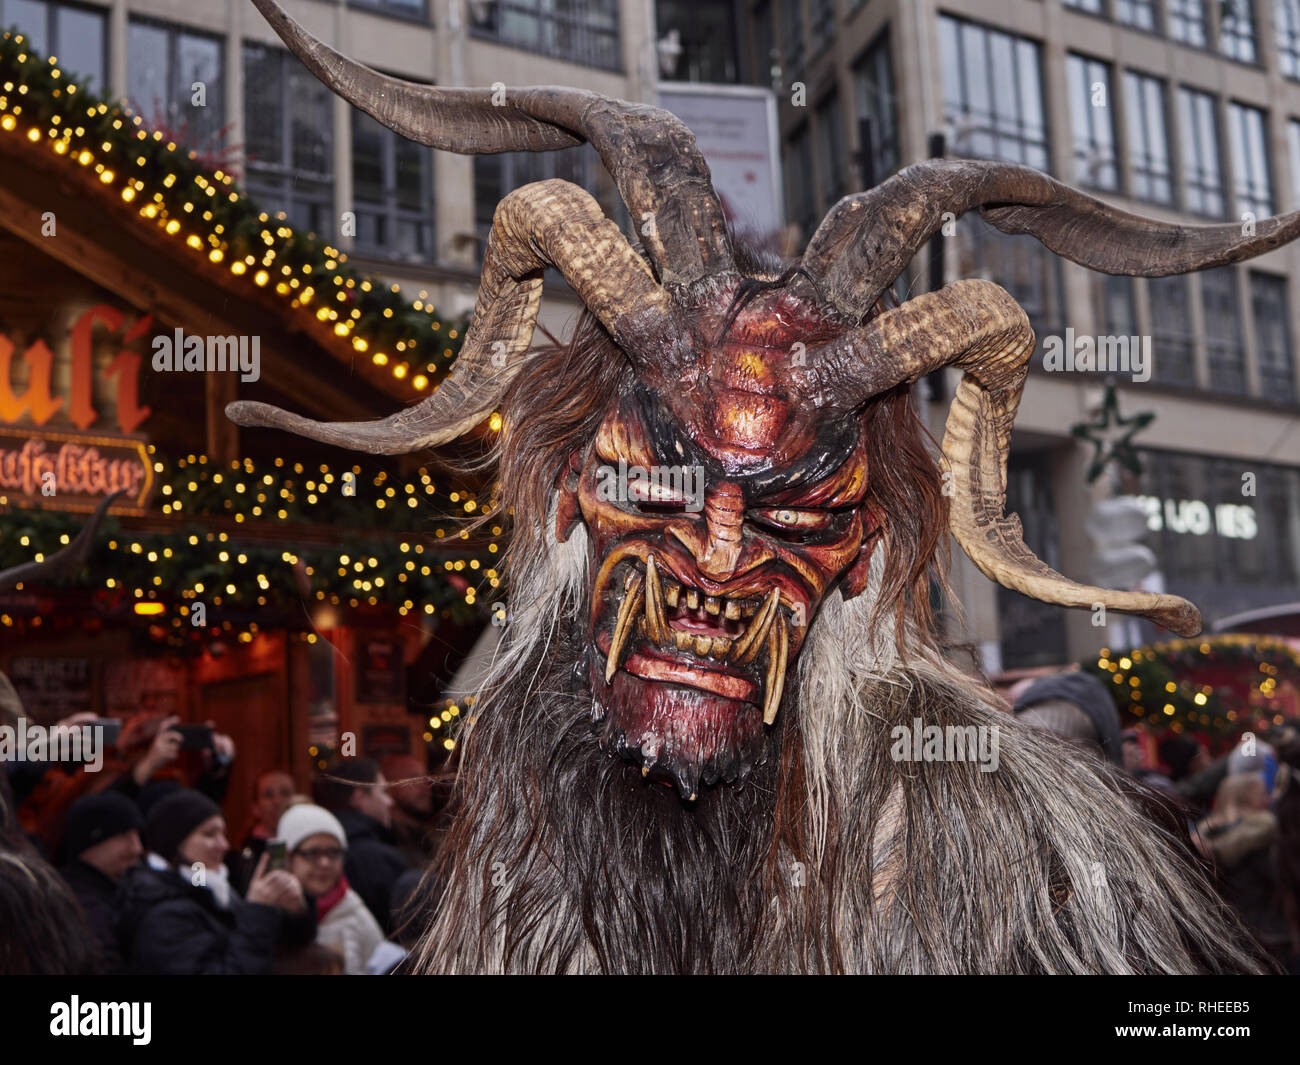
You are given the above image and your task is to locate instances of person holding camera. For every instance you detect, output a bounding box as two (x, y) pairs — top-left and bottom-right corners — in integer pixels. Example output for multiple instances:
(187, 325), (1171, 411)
(115, 789), (316, 974)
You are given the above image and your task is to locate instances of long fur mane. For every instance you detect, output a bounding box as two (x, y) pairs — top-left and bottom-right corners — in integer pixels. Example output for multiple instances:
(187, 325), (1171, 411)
(412, 249), (1267, 974)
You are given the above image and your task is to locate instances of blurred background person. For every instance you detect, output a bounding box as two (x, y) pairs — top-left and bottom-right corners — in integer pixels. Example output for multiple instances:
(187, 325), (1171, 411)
(279, 803), (386, 974)
(1013, 670), (1122, 766)
(228, 768), (296, 893)
(115, 788), (314, 974)
(379, 753), (438, 867)
(314, 759), (409, 934)
(56, 791), (144, 972)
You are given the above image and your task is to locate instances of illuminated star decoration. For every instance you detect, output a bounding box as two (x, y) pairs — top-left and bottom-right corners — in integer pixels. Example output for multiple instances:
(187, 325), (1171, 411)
(1069, 381), (1155, 483)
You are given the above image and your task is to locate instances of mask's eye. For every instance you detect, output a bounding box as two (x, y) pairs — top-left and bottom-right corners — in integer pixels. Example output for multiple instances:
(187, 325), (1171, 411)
(748, 507), (836, 541)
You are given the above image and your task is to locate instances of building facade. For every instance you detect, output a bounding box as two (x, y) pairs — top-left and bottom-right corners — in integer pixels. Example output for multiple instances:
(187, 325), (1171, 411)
(732, 0), (1300, 670)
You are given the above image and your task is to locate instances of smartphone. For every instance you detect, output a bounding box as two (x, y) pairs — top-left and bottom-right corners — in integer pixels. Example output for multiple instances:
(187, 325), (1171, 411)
(89, 718), (123, 746)
(169, 723), (214, 751)
(265, 838), (288, 873)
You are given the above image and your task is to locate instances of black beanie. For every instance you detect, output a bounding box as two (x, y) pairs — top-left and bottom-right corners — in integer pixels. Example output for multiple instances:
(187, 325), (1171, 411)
(145, 789), (222, 863)
(63, 791), (144, 859)
(1014, 671), (1123, 765)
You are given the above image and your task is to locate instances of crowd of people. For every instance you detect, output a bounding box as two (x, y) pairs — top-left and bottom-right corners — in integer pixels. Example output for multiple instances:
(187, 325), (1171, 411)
(2, 663), (1298, 973)
(1, 674), (448, 974)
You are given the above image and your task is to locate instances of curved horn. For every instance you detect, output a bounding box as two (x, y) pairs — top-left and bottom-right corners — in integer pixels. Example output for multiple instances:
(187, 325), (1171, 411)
(229, 180), (686, 454)
(802, 158), (1300, 319)
(0, 490), (124, 593)
(249, 0), (733, 287)
(795, 280), (1200, 636)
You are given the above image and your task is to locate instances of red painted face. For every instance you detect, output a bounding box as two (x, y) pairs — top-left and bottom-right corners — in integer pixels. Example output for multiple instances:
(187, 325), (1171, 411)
(559, 282), (878, 798)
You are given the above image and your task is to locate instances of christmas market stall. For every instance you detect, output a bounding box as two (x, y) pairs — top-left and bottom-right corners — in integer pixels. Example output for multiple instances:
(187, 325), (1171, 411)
(0, 31), (492, 837)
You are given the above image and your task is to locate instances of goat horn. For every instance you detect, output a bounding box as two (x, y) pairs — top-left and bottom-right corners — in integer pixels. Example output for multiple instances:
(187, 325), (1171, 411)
(0, 490), (124, 593)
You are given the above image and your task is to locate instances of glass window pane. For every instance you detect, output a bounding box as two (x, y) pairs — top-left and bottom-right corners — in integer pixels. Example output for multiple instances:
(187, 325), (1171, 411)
(55, 6), (104, 91)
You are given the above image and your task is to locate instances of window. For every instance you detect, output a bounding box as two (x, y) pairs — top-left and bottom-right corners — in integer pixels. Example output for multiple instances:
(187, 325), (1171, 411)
(351, 110), (433, 262)
(1227, 101), (1273, 218)
(468, 0), (620, 71)
(657, 0), (738, 82)
(786, 122), (816, 240)
(1066, 55), (1118, 190)
(1062, 0), (1104, 13)
(1219, 0), (1257, 63)
(815, 92), (846, 209)
(1280, 0), (1300, 78)
(1149, 275), (1197, 385)
(853, 30), (899, 184)
(939, 16), (1048, 170)
(128, 18), (224, 151)
(754, 1), (778, 89)
(782, 0), (806, 77)
(1201, 268), (1247, 393)
(242, 44), (334, 237)
(1123, 71), (1172, 203)
(349, 0), (425, 17)
(1178, 88), (1225, 217)
(474, 145), (611, 276)
(809, 0), (834, 56)
(2, 0), (105, 91)
(1251, 272), (1297, 400)
(1115, 0), (1157, 31)
(1289, 118), (1300, 208)
(1100, 274), (1137, 336)
(1167, 0), (1208, 47)
(959, 216), (1065, 367)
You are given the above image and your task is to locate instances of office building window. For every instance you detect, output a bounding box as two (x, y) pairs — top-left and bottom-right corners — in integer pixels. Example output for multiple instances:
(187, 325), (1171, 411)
(787, 122), (816, 240)
(657, 0), (738, 82)
(853, 30), (899, 184)
(1219, 0), (1257, 63)
(1288, 118), (1300, 209)
(243, 43), (334, 237)
(1201, 268), (1248, 393)
(1280, 0), (1300, 78)
(127, 18), (224, 151)
(1167, 0), (1208, 47)
(815, 92), (846, 209)
(782, 0), (806, 77)
(939, 16), (1048, 170)
(349, 0), (425, 17)
(1251, 272), (1297, 400)
(351, 110), (433, 262)
(1178, 88), (1225, 217)
(1100, 274), (1137, 336)
(467, 0), (620, 71)
(1149, 275), (1197, 385)
(1066, 54), (1119, 190)
(809, 0), (834, 56)
(474, 144), (611, 277)
(1115, 0), (1157, 31)
(2, 0), (105, 91)
(754, 1), (778, 89)
(1062, 0), (1104, 14)
(1227, 101), (1273, 218)
(1123, 71), (1172, 204)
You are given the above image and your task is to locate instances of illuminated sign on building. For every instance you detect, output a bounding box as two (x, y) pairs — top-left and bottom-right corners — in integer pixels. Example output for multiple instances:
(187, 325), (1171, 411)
(1134, 495), (1258, 540)
(0, 303), (154, 510)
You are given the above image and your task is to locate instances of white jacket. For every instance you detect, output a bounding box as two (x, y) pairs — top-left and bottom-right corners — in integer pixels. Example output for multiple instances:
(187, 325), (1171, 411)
(317, 887), (385, 975)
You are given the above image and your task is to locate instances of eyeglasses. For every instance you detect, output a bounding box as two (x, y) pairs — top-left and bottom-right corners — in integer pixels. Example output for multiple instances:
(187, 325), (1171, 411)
(295, 847), (344, 864)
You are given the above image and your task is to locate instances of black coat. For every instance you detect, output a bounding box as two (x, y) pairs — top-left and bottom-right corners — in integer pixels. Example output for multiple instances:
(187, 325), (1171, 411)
(114, 862), (316, 974)
(59, 859), (125, 973)
(335, 808), (410, 935)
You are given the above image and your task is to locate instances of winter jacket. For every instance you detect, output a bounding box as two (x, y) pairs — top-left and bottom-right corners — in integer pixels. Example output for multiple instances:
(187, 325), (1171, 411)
(59, 859), (126, 973)
(318, 887), (386, 974)
(334, 808), (410, 934)
(114, 861), (316, 974)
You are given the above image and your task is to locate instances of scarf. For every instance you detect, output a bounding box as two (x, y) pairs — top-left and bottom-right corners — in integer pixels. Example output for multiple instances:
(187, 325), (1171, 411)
(317, 873), (350, 922)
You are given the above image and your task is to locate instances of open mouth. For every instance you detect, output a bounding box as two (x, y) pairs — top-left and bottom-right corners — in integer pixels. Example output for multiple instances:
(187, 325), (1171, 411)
(598, 554), (793, 726)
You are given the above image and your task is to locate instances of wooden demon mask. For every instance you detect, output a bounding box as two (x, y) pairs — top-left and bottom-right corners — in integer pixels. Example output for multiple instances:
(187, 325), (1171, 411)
(220, 0), (1300, 797)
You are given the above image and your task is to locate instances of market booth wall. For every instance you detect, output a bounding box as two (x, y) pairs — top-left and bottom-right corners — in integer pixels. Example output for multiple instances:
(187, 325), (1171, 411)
(0, 32), (491, 845)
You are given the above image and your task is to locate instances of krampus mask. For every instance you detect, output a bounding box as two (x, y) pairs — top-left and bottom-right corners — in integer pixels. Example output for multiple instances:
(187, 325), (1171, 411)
(227, 0), (1300, 802)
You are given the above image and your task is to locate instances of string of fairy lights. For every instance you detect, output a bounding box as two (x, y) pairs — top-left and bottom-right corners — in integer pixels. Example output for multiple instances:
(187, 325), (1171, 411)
(1090, 635), (1299, 735)
(0, 31), (469, 391)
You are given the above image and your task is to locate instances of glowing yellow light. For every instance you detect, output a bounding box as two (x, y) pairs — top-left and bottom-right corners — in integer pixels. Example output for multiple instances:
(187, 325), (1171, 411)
(489, 412), (503, 432)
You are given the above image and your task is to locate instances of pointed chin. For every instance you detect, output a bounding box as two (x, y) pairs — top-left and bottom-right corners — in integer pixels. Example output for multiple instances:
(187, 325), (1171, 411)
(588, 651), (769, 801)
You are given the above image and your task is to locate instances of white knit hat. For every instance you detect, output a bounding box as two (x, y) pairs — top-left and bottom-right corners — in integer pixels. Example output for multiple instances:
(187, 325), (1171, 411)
(276, 803), (348, 854)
